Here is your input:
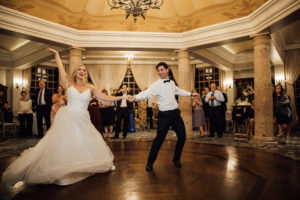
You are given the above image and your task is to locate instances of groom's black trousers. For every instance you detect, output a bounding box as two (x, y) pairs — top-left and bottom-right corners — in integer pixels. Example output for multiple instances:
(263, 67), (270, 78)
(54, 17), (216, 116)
(147, 109), (186, 165)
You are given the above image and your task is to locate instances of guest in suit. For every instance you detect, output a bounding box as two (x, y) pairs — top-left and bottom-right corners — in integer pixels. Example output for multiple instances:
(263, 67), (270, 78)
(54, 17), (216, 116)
(205, 83), (225, 138)
(1, 102), (14, 123)
(18, 91), (33, 137)
(35, 80), (52, 138)
(218, 86), (228, 133)
(129, 62), (199, 171)
(113, 85), (133, 139)
(146, 96), (154, 129)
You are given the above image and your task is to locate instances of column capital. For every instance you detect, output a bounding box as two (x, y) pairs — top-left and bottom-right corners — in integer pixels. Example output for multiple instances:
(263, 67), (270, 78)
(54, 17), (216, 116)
(174, 48), (189, 53)
(70, 46), (85, 51)
(250, 32), (270, 39)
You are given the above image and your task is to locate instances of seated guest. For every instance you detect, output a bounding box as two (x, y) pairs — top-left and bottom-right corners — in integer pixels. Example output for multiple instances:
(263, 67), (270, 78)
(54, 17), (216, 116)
(51, 85), (66, 124)
(18, 91), (33, 137)
(1, 102), (14, 123)
(232, 105), (245, 133)
(88, 96), (104, 135)
(99, 89), (115, 138)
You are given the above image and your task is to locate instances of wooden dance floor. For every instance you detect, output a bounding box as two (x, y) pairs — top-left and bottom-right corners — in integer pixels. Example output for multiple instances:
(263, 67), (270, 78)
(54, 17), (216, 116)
(0, 141), (300, 200)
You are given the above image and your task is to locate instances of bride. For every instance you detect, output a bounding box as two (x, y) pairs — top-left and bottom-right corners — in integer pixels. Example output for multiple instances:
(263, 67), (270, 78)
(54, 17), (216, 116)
(2, 48), (127, 186)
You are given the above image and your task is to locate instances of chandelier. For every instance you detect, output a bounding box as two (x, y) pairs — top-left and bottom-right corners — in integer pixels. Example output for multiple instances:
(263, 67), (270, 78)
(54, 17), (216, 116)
(107, 0), (163, 23)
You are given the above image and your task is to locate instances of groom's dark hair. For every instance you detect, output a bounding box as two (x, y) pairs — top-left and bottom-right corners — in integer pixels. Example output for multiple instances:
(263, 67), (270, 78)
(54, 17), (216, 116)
(156, 62), (169, 70)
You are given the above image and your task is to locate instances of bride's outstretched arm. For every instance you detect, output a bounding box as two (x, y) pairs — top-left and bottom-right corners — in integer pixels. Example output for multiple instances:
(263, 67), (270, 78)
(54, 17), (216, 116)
(90, 85), (127, 102)
(47, 48), (69, 88)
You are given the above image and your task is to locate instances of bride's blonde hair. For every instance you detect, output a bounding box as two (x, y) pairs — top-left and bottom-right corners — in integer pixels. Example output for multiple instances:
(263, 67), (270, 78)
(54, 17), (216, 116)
(70, 64), (88, 83)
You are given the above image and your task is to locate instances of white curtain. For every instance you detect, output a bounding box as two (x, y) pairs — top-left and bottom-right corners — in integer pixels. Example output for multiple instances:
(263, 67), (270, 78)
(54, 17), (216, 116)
(131, 64), (160, 91)
(219, 69), (225, 89)
(87, 64), (127, 94)
(284, 49), (300, 122)
(22, 68), (31, 92)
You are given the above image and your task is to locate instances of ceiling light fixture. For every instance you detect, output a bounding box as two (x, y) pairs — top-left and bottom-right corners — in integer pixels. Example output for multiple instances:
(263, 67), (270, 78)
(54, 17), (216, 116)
(107, 0), (163, 23)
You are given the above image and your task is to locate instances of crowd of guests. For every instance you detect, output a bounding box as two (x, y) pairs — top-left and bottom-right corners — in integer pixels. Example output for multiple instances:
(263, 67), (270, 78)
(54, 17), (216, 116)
(0, 80), (294, 139)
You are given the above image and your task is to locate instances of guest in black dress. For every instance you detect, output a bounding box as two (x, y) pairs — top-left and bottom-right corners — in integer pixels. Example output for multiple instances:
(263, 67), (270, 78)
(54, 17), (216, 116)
(88, 97), (104, 135)
(100, 89), (115, 138)
(273, 84), (292, 137)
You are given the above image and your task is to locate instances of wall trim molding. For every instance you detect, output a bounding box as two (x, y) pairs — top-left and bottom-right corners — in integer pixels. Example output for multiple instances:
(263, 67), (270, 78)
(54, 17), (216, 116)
(0, 0), (299, 50)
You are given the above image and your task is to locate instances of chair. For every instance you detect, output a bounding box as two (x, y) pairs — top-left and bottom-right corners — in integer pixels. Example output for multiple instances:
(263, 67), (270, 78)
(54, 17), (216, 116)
(0, 110), (20, 137)
(232, 106), (248, 141)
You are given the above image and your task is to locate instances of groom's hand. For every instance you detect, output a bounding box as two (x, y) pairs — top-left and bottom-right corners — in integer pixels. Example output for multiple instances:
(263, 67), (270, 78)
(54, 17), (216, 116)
(128, 95), (136, 102)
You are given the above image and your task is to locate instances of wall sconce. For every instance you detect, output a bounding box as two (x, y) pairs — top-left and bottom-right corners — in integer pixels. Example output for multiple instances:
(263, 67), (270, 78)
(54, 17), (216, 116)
(224, 80), (233, 89)
(225, 83), (232, 89)
(14, 80), (23, 90)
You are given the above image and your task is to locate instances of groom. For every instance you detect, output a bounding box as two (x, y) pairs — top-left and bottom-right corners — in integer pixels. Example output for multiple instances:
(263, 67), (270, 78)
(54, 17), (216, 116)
(129, 62), (198, 171)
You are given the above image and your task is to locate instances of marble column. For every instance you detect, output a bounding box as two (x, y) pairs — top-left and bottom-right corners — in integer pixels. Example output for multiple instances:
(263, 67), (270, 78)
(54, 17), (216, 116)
(176, 49), (192, 134)
(68, 47), (84, 75)
(250, 32), (275, 142)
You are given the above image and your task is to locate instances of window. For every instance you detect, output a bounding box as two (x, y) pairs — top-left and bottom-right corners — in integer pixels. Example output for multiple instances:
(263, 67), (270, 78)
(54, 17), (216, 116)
(120, 65), (140, 95)
(195, 67), (219, 93)
(30, 65), (58, 103)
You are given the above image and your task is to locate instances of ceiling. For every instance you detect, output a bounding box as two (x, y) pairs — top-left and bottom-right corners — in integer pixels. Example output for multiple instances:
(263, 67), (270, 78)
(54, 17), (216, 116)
(0, 0), (299, 70)
(0, 0), (267, 33)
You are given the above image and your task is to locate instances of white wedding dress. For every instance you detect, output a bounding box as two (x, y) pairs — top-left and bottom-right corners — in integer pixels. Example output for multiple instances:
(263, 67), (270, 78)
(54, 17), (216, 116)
(2, 85), (114, 186)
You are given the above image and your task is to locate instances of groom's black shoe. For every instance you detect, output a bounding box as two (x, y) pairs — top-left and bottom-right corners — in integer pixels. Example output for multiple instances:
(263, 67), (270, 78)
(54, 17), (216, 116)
(173, 160), (182, 168)
(146, 164), (153, 172)
(112, 136), (119, 139)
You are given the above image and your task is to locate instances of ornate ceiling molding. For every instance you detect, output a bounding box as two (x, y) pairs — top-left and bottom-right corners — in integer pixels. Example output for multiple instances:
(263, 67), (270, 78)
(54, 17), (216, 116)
(0, 0), (299, 50)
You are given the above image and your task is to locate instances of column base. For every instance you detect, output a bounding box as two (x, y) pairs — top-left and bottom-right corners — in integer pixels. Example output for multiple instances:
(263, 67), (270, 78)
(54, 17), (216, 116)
(250, 136), (277, 144)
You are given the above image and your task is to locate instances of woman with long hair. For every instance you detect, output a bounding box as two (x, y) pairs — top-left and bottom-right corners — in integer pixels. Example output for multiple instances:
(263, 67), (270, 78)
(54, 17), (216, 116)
(51, 85), (66, 124)
(273, 84), (292, 137)
(2, 48), (127, 186)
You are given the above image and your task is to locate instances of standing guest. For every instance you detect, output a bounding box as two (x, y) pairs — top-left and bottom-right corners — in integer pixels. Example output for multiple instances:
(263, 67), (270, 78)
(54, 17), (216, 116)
(192, 89), (206, 137)
(89, 96), (104, 135)
(273, 84), (292, 137)
(205, 83), (225, 138)
(128, 62), (199, 171)
(146, 96), (154, 129)
(35, 80), (52, 138)
(218, 86), (228, 133)
(202, 89), (209, 134)
(51, 85), (66, 124)
(1, 102), (14, 123)
(100, 89), (115, 138)
(18, 91), (33, 137)
(113, 85), (133, 139)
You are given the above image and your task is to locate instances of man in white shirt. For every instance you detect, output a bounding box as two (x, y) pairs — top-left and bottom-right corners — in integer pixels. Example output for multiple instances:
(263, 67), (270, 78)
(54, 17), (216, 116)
(18, 91), (33, 137)
(113, 85), (133, 139)
(129, 62), (198, 171)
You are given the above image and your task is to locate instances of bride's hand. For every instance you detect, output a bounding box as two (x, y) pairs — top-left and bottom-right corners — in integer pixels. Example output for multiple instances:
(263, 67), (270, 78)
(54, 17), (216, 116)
(47, 48), (58, 54)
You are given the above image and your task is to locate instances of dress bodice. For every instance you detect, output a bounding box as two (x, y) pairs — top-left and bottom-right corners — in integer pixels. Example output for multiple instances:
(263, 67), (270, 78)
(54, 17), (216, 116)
(66, 86), (91, 110)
